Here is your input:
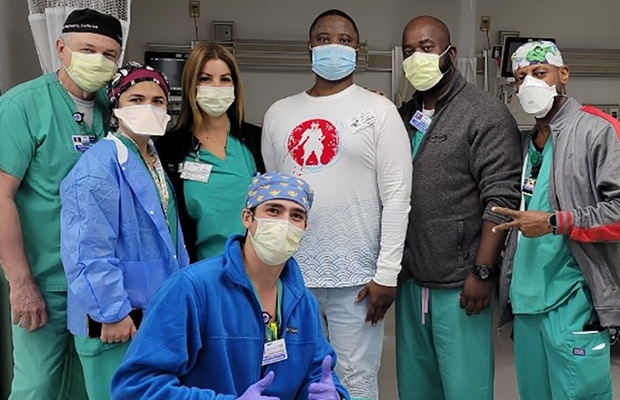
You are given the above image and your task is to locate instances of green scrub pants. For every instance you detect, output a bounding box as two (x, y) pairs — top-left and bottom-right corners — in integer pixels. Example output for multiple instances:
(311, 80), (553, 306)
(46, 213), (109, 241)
(74, 336), (130, 400)
(9, 291), (87, 400)
(395, 280), (494, 400)
(513, 287), (613, 400)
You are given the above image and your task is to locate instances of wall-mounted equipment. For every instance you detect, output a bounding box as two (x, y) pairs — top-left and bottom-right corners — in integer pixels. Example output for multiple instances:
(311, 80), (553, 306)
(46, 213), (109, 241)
(144, 51), (189, 97)
(561, 50), (620, 77)
(212, 21), (235, 44)
(587, 104), (620, 120)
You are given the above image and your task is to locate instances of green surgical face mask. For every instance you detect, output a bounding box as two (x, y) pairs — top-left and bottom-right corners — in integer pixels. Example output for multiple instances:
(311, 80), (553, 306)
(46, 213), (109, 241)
(402, 45), (451, 91)
(64, 48), (117, 92)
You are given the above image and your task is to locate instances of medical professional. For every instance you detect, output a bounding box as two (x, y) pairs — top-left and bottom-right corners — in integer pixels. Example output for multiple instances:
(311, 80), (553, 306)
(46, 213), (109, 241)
(494, 41), (618, 399)
(111, 171), (349, 400)
(157, 42), (264, 262)
(395, 16), (521, 400)
(0, 9), (122, 399)
(261, 10), (412, 400)
(60, 62), (190, 400)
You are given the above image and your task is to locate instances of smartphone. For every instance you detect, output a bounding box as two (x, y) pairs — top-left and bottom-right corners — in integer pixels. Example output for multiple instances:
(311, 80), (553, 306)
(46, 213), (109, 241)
(87, 309), (144, 339)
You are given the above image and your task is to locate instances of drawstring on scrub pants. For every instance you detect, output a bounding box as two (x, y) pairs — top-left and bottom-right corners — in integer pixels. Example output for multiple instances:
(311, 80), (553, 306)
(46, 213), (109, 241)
(421, 287), (430, 324)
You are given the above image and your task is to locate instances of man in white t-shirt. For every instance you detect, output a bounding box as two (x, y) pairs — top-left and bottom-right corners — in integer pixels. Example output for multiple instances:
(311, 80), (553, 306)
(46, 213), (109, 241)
(261, 9), (412, 400)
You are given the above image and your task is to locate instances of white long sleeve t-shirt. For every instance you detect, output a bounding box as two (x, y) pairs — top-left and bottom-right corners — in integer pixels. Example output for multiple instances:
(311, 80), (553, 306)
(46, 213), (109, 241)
(262, 84), (412, 288)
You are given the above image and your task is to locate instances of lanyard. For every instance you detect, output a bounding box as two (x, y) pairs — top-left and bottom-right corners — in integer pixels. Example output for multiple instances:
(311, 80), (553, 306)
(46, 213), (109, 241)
(250, 279), (283, 342)
(54, 72), (102, 137)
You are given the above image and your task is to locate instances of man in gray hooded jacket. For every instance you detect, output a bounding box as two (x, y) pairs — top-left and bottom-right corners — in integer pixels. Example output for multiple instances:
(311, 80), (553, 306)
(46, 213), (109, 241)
(395, 15), (522, 400)
(494, 40), (618, 399)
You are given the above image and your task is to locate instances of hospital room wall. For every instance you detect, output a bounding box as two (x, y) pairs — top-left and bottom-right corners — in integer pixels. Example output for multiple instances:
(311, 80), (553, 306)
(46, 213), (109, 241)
(2, 1), (620, 121)
(127, 0), (620, 124)
(0, 0), (618, 397)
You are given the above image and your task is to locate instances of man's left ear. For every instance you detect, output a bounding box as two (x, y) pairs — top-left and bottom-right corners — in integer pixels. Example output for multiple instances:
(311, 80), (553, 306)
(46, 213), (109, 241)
(448, 46), (458, 62)
(559, 65), (570, 86)
(241, 209), (252, 230)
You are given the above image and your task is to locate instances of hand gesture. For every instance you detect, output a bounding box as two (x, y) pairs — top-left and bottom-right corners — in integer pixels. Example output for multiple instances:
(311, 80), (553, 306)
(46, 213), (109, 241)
(237, 371), (280, 400)
(308, 355), (340, 400)
(491, 207), (552, 238)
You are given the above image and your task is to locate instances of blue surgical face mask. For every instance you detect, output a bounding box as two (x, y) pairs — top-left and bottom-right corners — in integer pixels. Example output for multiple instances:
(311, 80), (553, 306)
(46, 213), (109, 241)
(311, 44), (357, 81)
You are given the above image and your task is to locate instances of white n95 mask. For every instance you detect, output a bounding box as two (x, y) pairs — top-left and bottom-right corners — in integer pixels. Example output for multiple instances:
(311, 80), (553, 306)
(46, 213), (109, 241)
(402, 46), (451, 91)
(196, 86), (235, 117)
(249, 217), (304, 266)
(516, 75), (558, 118)
(114, 104), (171, 137)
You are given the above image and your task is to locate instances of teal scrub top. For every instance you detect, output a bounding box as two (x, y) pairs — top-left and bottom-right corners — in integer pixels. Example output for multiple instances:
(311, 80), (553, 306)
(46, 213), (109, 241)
(410, 109), (434, 159)
(0, 73), (107, 291)
(249, 278), (283, 343)
(116, 134), (178, 248)
(411, 130), (425, 159)
(510, 137), (585, 314)
(184, 134), (257, 260)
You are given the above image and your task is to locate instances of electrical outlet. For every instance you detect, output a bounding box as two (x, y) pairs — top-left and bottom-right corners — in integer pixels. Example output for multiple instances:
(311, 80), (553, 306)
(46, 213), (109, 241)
(480, 16), (490, 32)
(189, 1), (200, 18)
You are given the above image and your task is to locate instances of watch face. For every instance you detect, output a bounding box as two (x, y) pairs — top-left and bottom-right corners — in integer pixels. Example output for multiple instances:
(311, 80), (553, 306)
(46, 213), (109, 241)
(479, 267), (490, 280)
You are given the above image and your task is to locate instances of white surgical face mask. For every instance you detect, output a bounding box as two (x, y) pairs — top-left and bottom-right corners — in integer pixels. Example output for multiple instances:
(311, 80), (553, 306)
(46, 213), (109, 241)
(196, 86), (235, 117)
(249, 217), (304, 266)
(516, 75), (558, 118)
(113, 104), (171, 137)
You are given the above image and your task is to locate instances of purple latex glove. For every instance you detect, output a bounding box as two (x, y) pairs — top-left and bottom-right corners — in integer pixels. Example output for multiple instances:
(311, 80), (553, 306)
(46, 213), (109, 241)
(307, 355), (340, 400)
(237, 371), (280, 400)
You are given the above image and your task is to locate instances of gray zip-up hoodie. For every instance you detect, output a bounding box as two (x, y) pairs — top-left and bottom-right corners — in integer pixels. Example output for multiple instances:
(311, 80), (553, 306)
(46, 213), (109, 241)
(500, 98), (620, 328)
(398, 70), (522, 288)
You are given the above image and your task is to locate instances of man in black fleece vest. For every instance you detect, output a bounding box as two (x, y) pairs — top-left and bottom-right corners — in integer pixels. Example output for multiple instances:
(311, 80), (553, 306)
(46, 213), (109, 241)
(394, 15), (522, 400)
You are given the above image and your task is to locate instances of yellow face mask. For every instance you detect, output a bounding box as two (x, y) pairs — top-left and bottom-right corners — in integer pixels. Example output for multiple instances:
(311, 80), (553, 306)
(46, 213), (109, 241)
(402, 46), (451, 92)
(196, 86), (235, 117)
(249, 217), (304, 266)
(64, 48), (117, 92)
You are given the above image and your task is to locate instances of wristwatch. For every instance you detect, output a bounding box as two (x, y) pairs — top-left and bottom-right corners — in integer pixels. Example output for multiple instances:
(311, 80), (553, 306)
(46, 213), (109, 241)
(472, 264), (498, 280)
(548, 213), (558, 234)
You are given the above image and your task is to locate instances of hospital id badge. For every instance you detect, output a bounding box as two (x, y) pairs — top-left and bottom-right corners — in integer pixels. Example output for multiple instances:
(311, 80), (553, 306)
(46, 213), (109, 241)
(522, 177), (536, 196)
(410, 110), (432, 134)
(349, 108), (377, 134)
(180, 161), (212, 183)
(262, 339), (288, 366)
(72, 135), (97, 152)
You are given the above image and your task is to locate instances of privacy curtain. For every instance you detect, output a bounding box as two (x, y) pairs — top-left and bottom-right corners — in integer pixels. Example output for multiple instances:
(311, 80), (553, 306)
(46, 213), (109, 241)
(455, 0), (477, 84)
(27, 0), (131, 73)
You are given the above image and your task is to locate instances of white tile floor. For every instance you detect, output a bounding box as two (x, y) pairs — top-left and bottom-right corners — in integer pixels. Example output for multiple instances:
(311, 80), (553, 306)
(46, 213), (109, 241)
(377, 305), (620, 400)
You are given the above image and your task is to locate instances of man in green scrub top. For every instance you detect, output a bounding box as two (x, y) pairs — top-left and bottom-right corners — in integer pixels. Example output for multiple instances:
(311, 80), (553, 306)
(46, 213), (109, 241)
(0, 9), (122, 399)
(494, 41), (620, 399)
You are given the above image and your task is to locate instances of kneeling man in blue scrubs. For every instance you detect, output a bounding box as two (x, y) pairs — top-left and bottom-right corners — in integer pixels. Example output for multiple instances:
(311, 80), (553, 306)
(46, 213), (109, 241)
(111, 171), (349, 400)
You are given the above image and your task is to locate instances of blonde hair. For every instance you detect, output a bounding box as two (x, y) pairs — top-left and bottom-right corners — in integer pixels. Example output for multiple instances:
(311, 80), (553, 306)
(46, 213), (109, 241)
(175, 42), (245, 133)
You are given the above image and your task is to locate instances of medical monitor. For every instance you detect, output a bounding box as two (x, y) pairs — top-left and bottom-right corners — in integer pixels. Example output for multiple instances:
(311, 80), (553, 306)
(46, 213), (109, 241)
(500, 37), (556, 78)
(144, 51), (189, 96)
